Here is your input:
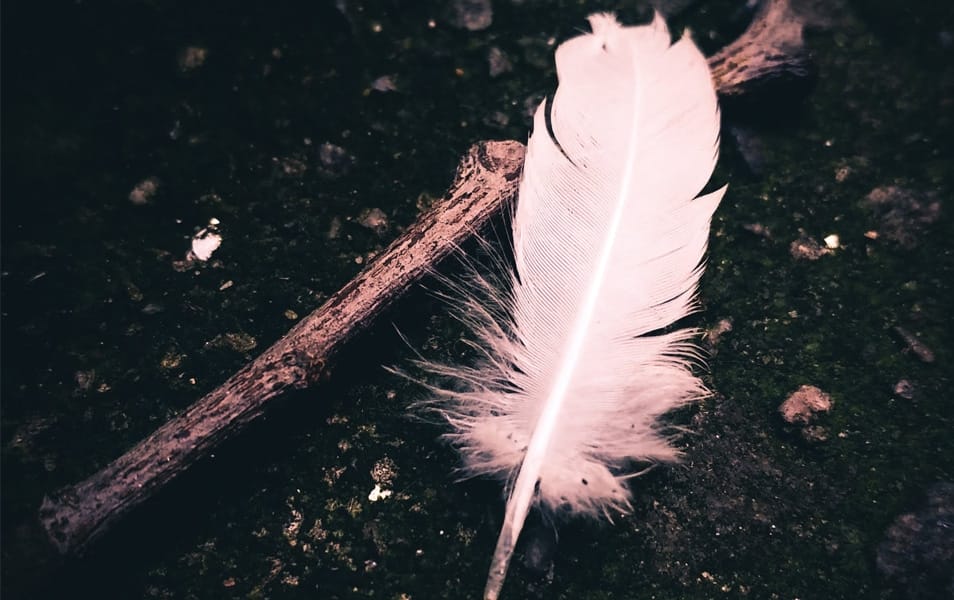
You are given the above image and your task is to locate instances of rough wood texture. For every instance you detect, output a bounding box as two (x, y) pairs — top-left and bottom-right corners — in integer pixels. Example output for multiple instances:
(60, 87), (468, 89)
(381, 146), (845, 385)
(709, 0), (810, 97)
(39, 140), (526, 555)
(37, 1), (811, 556)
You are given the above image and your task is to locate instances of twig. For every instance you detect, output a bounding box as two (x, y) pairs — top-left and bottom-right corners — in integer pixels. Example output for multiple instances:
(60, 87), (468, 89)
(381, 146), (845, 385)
(708, 0), (810, 97)
(39, 141), (526, 554)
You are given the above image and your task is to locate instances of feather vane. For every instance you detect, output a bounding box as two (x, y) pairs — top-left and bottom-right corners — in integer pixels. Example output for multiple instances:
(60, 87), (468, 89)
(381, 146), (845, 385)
(414, 12), (723, 599)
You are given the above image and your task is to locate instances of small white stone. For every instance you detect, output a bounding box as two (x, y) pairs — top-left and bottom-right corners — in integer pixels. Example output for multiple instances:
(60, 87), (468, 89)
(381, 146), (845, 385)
(191, 218), (222, 261)
(368, 484), (392, 502)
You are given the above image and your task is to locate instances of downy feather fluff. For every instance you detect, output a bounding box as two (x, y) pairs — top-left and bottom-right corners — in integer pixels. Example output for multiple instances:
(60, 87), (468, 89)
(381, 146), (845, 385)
(414, 13), (723, 599)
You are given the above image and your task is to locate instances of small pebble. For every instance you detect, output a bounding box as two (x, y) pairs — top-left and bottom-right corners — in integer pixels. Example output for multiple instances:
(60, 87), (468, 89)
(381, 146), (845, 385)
(75, 370), (96, 391)
(779, 385), (833, 425)
(370, 75), (398, 92)
(178, 46), (208, 71)
(191, 218), (222, 261)
(447, 0), (493, 31)
(129, 177), (159, 205)
(706, 318), (733, 347)
(893, 379), (915, 400)
(790, 233), (830, 260)
(358, 207), (389, 235)
(742, 222), (772, 239)
(277, 156), (307, 177)
(141, 303), (164, 315)
(160, 350), (185, 370)
(488, 46), (513, 77)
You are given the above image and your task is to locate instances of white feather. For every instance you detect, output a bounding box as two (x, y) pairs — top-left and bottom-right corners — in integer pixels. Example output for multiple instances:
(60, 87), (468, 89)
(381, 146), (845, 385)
(413, 13), (723, 599)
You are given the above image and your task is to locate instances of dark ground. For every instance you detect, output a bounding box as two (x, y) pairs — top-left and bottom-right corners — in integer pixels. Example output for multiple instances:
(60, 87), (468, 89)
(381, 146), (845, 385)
(2, 1), (953, 598)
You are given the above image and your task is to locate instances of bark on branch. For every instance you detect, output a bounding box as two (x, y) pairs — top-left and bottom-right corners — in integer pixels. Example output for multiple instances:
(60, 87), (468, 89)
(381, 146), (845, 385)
(39, 141), (526, 554)
(709, 0), (809, 97)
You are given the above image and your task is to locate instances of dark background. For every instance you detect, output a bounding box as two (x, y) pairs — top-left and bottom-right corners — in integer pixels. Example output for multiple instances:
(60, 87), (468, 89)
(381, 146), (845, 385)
(3, 1), (953, 598)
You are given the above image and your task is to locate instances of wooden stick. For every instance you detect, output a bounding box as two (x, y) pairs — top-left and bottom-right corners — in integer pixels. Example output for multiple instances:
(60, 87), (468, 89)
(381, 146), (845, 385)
(37, 0), (809, 556)
(708, 0), (809, 97)
(39, 140), (526, 555)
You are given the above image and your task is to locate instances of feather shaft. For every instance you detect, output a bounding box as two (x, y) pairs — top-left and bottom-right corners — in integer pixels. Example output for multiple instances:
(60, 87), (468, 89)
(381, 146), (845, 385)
(486, 63), (643, 598)
(415, 12), (723, 599)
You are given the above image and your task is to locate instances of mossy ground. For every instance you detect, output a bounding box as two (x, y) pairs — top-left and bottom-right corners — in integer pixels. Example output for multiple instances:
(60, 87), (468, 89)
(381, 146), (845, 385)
(2, 1), (952, 598)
